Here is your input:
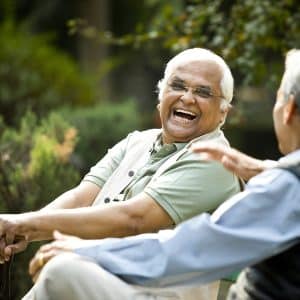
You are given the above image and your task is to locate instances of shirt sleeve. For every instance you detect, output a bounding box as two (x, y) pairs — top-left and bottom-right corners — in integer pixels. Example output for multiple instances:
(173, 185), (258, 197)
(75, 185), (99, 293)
(74, 168), (300, 287)
(82, 134), (129, 187)
(144, 153), (240, 224)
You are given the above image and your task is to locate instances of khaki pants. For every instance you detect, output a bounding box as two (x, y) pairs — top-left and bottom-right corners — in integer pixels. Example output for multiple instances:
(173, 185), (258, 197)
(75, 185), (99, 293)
(23, 254), (220, 300)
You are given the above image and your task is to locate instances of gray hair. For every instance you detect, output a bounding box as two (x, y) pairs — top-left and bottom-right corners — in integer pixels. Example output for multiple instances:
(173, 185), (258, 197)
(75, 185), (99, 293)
(282, 49), (300, 107)
(157, 48), (234, 111)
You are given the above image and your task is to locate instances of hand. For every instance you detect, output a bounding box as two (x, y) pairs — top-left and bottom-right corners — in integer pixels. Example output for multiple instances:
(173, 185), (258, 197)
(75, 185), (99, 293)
(1, 237), (28, 264)
(0, 214), (27, 262)
(191, 142), (270, 181)
(29, 231), (82, 282)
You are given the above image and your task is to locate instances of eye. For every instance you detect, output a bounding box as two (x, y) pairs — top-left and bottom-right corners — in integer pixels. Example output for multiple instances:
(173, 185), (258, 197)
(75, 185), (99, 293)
(194, 87), (213, 98)
(169, 82), (186, 91)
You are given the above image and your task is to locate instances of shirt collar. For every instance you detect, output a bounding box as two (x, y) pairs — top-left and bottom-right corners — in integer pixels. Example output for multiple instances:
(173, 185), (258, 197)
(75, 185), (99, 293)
(279, 149), (300, 164)
(150, 127), (222, 154)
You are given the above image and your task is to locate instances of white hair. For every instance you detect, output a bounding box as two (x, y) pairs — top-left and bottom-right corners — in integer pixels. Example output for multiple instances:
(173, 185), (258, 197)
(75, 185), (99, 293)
(157, 48), (234, 111)
(282, 49), (300, 106)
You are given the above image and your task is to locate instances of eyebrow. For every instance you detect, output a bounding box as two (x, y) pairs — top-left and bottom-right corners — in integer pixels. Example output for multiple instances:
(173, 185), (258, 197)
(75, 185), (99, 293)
(171, 76), (185, 84)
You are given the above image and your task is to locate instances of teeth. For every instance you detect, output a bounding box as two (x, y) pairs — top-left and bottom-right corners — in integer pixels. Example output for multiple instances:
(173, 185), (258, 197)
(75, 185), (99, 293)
(175, 109), (196, 117)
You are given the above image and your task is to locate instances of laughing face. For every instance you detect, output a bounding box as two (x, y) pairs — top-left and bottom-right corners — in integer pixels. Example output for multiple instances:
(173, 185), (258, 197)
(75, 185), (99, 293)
(159, 60), (225, 144)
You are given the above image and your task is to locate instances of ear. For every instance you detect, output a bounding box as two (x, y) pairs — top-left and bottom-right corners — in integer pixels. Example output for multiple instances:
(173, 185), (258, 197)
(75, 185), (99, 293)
(221, 103), (232, 114)
(283, 94), (297, 124)
(156, 103), (161, 111)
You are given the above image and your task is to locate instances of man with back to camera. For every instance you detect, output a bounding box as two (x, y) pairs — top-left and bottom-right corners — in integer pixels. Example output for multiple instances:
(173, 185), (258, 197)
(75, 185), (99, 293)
(25, 49), (300, 300)
(0, 48), (241, 299)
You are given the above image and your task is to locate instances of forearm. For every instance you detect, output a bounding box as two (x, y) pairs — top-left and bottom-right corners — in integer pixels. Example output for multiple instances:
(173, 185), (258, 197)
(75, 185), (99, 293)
(19, 192), (172, 242)
(18, 204), (137, 241)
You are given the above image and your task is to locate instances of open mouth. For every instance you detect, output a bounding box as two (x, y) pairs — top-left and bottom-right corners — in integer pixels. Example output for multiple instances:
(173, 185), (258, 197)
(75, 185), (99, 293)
(173, 109), (197, 121)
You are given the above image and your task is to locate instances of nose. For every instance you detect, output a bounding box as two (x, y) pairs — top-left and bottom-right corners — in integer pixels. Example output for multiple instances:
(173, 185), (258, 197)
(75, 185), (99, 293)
(180, 88), (196, 104)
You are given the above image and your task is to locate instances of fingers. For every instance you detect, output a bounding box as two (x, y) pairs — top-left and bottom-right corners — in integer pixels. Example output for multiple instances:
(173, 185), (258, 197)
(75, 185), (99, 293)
(28, 231), (80, 281)
(0, 235), (28, 262)
(222, 156), (239, 173)
(32, 269), (41, 283)
(29, 252), (44, 282)
(191, 142), (235, 164)
(29, 240), (72, 281)
(29, 248), (66, 281)
(29, 250), (53, 280)
(6, 238), (28, 255)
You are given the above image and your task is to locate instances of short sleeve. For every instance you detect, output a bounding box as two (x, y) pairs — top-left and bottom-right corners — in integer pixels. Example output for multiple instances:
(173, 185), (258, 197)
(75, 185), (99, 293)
(144, 152), (240, 224)
(82, 135), (129, 187)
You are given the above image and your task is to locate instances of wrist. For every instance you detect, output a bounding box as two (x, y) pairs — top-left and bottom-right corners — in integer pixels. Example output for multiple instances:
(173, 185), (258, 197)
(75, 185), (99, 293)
(17, 212), (44, 242)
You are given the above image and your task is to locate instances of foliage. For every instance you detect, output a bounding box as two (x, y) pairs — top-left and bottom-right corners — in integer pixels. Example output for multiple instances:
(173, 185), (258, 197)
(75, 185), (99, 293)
(0, 112), (80, 298)
(0, 111), (80, 212)
(62, 100), (147, 174)
(0, 21), (96, 126)
(71, 0), (300, 88)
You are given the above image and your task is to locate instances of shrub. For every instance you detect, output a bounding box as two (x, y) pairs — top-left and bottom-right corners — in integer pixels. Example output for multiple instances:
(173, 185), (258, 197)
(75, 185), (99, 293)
(0, 112), (80, 212)
(62, 100), (148, 174)
(0, 112), (80, 299)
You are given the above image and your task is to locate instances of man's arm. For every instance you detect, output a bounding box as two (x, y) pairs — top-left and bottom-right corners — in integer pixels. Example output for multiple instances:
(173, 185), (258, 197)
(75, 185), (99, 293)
(191, 142), (277, 181)
(65, 168), (299, 287)
(2, 192), (173, 243)
(0, 132), (129, 259)
(0, 181), (101, 261)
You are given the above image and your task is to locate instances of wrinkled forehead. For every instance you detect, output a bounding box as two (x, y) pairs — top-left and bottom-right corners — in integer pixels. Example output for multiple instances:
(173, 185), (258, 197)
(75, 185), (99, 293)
(169, 60), (223, 86)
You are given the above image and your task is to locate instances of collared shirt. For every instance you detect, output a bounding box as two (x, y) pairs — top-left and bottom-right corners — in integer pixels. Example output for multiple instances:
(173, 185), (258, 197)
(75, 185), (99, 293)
(75, 150), (300, 287)
(121, 133), (185, 201)
(83, 129), (240, 224)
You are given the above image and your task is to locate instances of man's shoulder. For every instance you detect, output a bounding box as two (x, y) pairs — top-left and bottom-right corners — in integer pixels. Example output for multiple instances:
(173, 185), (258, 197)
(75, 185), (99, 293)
(277, 151), (300, 179)
(248, 163), (300, 191)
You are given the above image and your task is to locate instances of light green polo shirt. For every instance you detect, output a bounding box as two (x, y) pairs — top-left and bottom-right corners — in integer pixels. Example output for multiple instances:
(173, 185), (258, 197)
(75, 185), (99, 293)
(83, 130), (240, 225)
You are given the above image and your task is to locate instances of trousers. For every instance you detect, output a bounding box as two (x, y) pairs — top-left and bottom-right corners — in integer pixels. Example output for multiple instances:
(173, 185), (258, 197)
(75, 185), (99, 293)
(22, 254), (220, 300)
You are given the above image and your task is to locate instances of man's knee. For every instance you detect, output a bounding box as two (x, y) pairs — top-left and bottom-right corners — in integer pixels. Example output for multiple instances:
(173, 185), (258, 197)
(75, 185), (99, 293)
(31, 253), (136, 300)
(43, 253), (80, 281)
(36, 253), (83, 299)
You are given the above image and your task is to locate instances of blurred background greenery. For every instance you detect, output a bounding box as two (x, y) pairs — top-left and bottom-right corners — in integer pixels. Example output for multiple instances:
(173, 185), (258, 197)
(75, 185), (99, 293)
(0, 0), (299, 298)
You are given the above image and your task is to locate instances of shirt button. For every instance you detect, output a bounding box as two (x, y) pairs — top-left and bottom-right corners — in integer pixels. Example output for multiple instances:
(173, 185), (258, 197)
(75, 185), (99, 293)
(104, 197), (110, 203)
(128, 170), (134, 177)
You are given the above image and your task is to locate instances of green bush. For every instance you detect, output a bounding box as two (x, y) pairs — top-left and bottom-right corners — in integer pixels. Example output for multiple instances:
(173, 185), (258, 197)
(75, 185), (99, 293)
(0, 21), (96, 126)
(62, 100), (148, 174)
(0, 112), (80, 212)
(0, 111), (80, 298)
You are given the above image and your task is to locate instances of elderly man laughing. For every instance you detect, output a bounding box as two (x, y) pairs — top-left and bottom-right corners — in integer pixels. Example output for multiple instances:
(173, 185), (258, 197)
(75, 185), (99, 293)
(1, 48), (240, 299)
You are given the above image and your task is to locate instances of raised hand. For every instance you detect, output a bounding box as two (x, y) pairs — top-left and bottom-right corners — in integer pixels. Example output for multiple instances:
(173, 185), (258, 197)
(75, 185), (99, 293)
(191, 142), (277, 181)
